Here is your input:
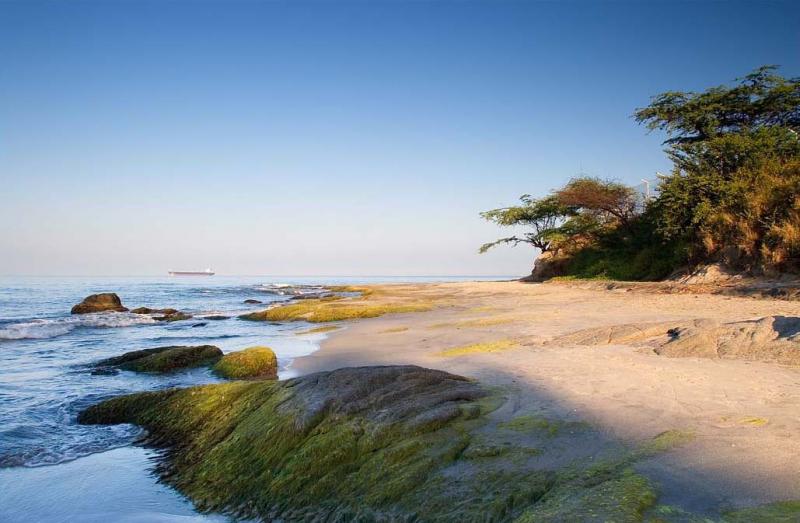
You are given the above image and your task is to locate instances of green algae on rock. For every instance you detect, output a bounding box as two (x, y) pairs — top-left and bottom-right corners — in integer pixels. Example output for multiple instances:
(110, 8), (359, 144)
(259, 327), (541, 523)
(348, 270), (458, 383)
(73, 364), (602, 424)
(78, 365), (555, 521)
(76, 364), (794, 522)
(212, 346), (278, 379)
(94, 345), (223, 373)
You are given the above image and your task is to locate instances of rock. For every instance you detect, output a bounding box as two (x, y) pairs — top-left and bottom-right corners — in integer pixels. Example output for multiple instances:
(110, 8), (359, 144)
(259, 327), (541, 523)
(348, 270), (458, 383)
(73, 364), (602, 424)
(212, 346), (278, 379)
(551, 316), (800, 366)
(71, 293), (128, 314)
(77, 365), (542, 521)
(522, 251), (571, 282)
(201, 315), (230, 321)
(672, 262), (744, 284)
(90, 368), (119, 376)
(243, 299), (263, 304)
(76, 365), (800, 522)
(131, 307), (179, 315)
(191, 322), (207, 328)
(154, 311), (192, 322)
(94, 345), (223, 373)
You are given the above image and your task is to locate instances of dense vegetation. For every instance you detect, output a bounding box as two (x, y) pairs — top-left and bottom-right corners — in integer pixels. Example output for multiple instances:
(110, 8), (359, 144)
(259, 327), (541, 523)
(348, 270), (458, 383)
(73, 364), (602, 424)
(482, 67), (800, 280)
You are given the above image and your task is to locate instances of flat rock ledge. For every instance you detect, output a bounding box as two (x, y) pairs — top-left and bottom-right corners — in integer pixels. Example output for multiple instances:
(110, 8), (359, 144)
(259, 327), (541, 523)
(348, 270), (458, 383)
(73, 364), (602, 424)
(550, 315), (800, 365)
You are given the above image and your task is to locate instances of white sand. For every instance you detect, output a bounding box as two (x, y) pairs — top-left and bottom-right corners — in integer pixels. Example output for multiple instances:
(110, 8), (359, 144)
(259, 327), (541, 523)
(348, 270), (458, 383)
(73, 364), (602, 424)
(291, 281), (800, 511)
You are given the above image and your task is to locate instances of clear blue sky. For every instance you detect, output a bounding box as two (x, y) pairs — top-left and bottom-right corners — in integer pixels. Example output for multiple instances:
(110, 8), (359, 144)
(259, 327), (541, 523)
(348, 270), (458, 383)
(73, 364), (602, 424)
(1, 1), (798, 276)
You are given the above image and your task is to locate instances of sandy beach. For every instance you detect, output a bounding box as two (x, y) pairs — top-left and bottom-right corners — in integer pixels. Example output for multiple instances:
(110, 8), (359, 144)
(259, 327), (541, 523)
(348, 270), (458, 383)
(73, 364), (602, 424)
(291, 280), (800, 513)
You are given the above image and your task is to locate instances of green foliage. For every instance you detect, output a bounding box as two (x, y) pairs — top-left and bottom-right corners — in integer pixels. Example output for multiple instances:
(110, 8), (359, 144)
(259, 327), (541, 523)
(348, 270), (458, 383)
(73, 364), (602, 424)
(480, 195), (575, 253)
(483, 66), (800, 280)
(555, 176), (639, 229)
(635, 66), (800, 273)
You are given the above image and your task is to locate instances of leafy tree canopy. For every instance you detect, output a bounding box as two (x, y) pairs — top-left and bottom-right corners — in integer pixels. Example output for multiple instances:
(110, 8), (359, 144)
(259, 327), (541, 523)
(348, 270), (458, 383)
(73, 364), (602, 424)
(479, 195), (574, 253)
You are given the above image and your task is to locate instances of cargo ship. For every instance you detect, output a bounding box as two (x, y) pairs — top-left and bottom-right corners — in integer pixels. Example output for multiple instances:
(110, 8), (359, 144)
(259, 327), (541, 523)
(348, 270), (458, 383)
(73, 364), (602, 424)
(168, 268), (215, 276)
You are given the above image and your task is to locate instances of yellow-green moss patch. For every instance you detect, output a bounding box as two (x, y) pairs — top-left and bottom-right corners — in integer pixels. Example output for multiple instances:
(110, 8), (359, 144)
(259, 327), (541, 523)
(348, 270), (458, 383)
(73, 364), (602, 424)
(723, 500), (800, 522)
(295, 325), (341, 335)
(437, 339), (519, 357)
(240, 298), (433, 323)
(739, 416), (769, 427)
(212, 346), (277, 379)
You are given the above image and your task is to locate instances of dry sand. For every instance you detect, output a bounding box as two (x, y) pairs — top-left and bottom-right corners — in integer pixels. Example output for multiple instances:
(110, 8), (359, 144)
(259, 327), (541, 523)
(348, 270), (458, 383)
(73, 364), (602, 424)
(290, 281), (800, 513)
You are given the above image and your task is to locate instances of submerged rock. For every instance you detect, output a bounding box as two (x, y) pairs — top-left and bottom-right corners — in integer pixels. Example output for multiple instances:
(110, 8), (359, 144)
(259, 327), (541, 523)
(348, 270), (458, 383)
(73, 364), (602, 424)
(243, 299), (263, 304)
(212, 346), (278, 379)
(154, 311), (192, 322)
(71, 293), (128, 314)
(94, 345), (223, 373)
(131, 307), (179, 315)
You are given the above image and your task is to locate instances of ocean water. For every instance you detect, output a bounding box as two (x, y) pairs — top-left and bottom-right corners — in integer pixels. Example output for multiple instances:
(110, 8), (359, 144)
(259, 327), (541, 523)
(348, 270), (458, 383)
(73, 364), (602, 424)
(0, 275), (507, 522)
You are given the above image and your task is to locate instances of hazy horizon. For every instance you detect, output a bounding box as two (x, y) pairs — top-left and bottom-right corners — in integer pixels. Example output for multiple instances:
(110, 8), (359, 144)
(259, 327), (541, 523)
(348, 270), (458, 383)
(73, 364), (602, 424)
(2, 1), (798, 276)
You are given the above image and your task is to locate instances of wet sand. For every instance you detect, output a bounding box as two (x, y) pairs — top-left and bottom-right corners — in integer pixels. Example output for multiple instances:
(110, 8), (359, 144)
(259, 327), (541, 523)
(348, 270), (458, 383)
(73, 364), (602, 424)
(290, 281), (800, 513)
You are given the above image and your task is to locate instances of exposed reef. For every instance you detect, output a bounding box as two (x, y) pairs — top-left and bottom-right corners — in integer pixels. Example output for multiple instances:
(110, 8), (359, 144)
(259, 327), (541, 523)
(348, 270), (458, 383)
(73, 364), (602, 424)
(94, 345), (223, 373)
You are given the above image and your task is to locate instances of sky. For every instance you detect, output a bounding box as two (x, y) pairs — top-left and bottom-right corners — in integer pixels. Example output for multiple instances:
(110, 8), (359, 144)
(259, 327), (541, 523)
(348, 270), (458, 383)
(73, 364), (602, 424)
(1, 1), (798, 276)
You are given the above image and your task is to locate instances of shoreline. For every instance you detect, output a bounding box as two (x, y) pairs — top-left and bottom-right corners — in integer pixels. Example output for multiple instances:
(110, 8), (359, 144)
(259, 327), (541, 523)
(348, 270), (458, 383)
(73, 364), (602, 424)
(290, 280), (800, 513)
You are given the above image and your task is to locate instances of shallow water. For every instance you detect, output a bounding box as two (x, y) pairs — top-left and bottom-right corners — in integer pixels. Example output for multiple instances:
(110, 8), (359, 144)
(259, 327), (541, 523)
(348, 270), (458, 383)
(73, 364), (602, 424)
(0, 275), (506, 521)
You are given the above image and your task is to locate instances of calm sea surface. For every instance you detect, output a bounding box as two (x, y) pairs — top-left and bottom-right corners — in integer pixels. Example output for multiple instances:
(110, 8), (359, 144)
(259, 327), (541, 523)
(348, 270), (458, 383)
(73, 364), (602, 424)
(0, 275), (508, 522)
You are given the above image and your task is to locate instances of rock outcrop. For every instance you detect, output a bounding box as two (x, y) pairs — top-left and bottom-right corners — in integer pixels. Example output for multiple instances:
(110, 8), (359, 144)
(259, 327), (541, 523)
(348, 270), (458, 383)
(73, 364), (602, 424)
(551, 316), (800, 365)
(94, 345), (223, 373)
(71, 293), (128, 314)
(212, 346), (278, 379)
(131, 307), (179, 315)
(76, 364), (795, 521)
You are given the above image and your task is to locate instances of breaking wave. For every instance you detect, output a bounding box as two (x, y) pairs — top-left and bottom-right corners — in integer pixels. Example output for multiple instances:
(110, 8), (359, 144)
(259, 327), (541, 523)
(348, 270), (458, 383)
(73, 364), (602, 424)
(0, 313), (156, 341)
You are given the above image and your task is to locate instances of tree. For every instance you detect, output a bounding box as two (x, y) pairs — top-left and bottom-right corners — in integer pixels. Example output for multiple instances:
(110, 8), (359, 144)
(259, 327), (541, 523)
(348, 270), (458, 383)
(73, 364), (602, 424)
(554, 177), (638, 230)
(635, 66), (800, 271)
(479, 195), (574, 253)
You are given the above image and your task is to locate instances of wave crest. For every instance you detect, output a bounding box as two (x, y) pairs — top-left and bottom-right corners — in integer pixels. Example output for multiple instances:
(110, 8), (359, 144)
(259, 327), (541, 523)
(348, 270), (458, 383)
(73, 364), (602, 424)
(0, 313), (156, 341)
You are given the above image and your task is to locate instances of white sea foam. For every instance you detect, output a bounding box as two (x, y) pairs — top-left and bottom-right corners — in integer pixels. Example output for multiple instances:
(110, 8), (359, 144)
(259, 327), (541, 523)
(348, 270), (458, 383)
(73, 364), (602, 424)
(0, 313), (156, 341)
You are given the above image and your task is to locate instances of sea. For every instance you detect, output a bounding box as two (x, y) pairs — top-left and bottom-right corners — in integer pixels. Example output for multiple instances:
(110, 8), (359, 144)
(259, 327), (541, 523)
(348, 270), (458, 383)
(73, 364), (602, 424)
(0, 275), (508, 522)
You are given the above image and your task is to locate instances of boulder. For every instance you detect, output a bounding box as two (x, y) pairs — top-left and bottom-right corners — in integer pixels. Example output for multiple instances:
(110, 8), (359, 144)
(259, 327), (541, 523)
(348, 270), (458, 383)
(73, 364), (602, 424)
(212, 346), (278, 379)
(71, 293), (128, 314)
(94, 345), (223, 373)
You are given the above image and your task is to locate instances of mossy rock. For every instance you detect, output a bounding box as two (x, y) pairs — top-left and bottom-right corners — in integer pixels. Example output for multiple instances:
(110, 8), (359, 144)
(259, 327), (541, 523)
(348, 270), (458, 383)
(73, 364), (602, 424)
(77, 365), (797, 521)
(239, 297), (431, 323)
(95, 345), (222, 373)
(212, 346), (278, 379)
(79, 365), (553, 521)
